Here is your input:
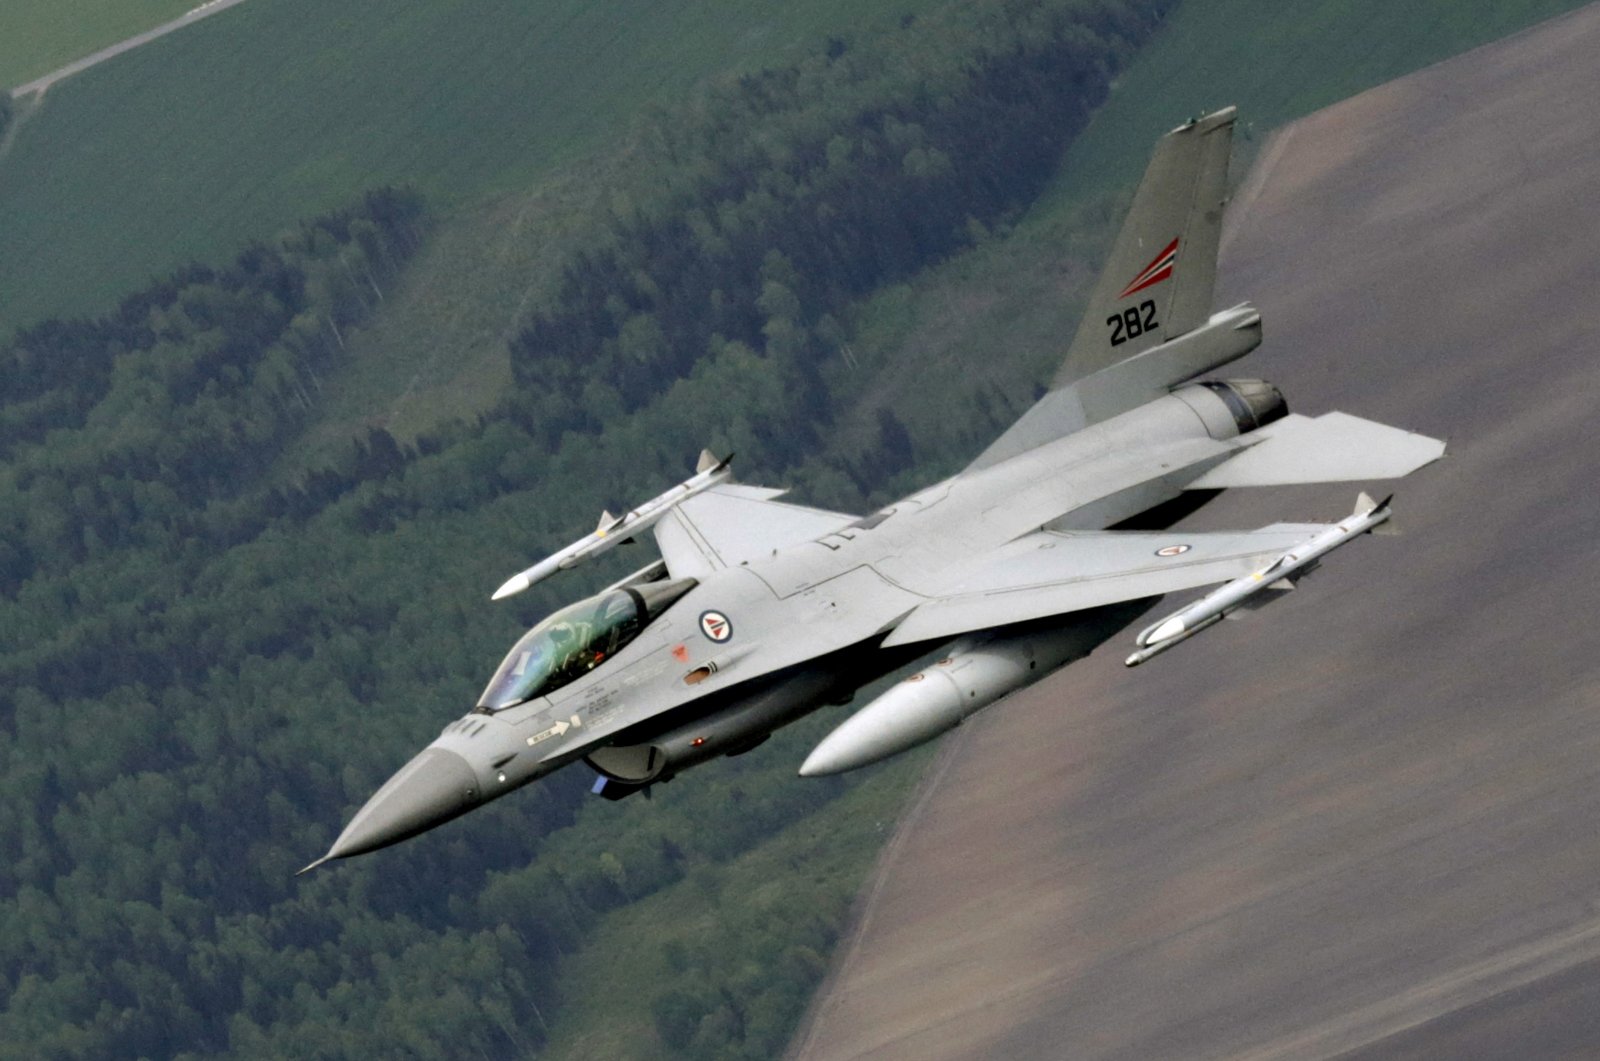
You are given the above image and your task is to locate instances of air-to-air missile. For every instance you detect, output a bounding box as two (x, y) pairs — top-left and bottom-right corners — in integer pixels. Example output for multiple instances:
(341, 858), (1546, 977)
(490, 450), (732, 601)
(1124, 493), (1394, 667)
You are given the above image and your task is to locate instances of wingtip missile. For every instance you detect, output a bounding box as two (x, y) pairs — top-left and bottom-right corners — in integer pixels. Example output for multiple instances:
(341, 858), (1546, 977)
(1127, 493), (1398, 665)
(490, 572), (532, 601)
(490, 450), (734, 600)
(696, 449), (733, 474)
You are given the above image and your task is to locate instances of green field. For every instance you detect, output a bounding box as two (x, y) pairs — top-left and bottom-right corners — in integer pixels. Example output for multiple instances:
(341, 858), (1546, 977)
(0, 0), (941, 330)
(0, 0), (195, 88)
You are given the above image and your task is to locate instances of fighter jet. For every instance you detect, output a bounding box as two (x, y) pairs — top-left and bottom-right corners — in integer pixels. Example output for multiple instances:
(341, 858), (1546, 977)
(300, 107), (1444, 873)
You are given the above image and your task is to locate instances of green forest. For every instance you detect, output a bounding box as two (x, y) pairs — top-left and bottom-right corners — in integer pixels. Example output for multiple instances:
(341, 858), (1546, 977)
(0, 2), (1171, 1056)
(0, 0), (1588, 1056)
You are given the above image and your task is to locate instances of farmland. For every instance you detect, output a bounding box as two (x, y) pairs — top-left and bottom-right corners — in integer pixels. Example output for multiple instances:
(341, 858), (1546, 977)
(0, 0), (194, 88)
(0, 0), (939, 328)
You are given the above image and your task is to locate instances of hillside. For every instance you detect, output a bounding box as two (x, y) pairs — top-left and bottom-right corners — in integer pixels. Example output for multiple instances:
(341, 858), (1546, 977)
(0, 0), (938, 330)
(291, 0), (1593, 480)
(800, 0), (1592, 485)
(792, 6), (1600, 1055)
(0, 3), (1172, 1057)
(1044, 0), (1594, 203)
(0, 0), (194, 88)
(0, 1), (1591, 1058)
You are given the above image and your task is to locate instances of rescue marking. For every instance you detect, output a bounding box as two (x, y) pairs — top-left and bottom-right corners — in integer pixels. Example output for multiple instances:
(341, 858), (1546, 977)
(699, 610), (733, 643)
(526, 719), (572, 747)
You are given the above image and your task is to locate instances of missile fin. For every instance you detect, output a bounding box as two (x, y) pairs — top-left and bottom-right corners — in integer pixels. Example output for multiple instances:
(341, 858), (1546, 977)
(1359, 491), (1399, 533)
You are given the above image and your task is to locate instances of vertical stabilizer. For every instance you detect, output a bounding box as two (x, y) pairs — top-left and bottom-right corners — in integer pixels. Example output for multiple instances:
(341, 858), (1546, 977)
(1052, 107), (1236, 388)
(968, 108), (1250, 472)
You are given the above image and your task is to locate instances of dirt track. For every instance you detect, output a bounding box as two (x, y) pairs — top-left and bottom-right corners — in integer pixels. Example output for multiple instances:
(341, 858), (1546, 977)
(791, 6), (1600, 1058)
(8, 0), (251, 99)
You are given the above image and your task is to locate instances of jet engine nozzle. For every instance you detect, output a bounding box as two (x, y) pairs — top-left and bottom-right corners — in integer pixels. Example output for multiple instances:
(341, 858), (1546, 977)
(1199, 379), (1288, 433)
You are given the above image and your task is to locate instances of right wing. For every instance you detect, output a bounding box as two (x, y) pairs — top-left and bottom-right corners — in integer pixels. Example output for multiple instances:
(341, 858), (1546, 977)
(882, 523), (1329, 647)
(654, 484), (857, 578)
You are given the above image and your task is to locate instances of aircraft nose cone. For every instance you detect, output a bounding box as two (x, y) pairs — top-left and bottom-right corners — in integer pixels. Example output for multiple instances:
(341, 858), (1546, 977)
(300, 748), (480, 872)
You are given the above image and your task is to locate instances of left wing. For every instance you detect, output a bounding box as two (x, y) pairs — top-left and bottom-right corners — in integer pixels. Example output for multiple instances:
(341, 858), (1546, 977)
(882, 523), (1329, 647)
(654, 484), (857, 577)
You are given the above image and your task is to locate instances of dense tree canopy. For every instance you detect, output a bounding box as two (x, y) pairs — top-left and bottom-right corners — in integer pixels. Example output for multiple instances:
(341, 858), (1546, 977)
(0, 1), (1173, 1056)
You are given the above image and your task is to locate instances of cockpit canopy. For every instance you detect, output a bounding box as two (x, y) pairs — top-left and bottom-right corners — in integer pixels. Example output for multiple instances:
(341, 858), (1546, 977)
(477, 578), (696, 711)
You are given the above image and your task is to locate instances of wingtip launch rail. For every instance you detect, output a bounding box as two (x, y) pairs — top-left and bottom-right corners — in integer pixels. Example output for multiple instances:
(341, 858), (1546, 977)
(1124, 493), (1395, 666)
(490, 451), (732, 601)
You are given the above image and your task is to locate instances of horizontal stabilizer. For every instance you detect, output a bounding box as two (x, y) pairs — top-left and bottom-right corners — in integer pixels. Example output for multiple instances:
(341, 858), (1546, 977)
(1186, 412), (1445, 488)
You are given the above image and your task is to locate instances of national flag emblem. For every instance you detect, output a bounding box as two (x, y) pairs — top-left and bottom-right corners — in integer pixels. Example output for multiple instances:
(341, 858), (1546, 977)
(1118, 237), (1179, 299)
(698, 610), (733, 643)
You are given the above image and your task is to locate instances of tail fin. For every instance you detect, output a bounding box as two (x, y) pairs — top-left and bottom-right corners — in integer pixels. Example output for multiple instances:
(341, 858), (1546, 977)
(1053, 107), (1236, 387)
(969, 108), (1250, 471)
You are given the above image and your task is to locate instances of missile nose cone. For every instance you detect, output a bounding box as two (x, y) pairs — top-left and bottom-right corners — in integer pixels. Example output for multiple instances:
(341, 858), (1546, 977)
(1145, 616), (1186, 645)
(304, 748), (481, 871)
(491, 572), (530, 601)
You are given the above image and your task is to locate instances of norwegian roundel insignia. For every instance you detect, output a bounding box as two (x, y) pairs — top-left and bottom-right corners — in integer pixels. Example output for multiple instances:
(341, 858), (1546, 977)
(1154, 544), (1192, 557)
(699, 610), (733, 643)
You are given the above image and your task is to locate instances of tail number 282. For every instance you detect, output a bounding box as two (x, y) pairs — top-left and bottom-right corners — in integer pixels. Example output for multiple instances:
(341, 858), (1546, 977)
(1107, 300), (1158, 346)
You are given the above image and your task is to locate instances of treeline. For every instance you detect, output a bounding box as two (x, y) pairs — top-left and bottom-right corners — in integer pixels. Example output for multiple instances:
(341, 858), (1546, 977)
(0, 2), (1172, 1058)
(508, 0), (1171, 466)
(0, 188), (423, 588)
